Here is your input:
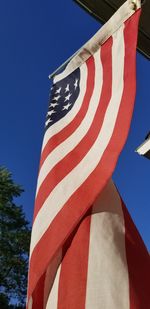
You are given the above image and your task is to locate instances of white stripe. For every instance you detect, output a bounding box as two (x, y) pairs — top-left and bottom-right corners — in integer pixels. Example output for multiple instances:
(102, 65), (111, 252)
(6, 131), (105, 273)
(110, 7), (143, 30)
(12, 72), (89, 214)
(28, 297), (33, 309)
(136, 137), (150, 155)
(30, 25), (125, 256)
(46, 265), (61, 309)
(43, 250), (62, 309)
(85, 180), (129, 309)
(36, 50), (103, 194)
(42, 64), (87, 151)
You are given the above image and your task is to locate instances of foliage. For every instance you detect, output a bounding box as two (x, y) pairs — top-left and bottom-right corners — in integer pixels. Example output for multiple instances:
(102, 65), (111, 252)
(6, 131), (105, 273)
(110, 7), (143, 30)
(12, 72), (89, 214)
(0, 167), (31, 307)
(0, 292), (25, 309)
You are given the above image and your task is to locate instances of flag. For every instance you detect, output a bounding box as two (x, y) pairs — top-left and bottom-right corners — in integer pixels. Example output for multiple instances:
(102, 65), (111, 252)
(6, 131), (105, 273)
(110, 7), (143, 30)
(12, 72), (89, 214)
(27, 1), (143, 308)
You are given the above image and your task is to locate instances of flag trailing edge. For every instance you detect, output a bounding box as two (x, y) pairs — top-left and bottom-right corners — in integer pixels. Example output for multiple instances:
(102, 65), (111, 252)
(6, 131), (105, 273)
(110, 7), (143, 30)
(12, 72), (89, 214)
(27, 1), (142, 308)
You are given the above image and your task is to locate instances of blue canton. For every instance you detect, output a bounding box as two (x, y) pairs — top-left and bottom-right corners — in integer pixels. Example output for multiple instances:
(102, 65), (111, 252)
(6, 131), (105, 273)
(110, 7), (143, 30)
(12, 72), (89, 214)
(45, 68), (80, 131)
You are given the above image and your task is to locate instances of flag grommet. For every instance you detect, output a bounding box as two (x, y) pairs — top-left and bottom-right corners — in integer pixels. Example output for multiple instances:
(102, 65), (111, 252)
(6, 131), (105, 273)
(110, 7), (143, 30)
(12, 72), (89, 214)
(131, 0), (138, 10)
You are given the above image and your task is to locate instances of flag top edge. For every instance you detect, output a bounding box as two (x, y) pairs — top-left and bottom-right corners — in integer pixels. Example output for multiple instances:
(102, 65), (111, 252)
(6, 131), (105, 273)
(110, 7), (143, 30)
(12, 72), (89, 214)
(53, 0), (141, 84)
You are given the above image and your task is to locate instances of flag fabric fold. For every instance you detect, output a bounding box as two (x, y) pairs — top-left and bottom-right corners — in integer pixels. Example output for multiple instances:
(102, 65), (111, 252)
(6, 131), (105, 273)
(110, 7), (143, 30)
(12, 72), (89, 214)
(45, 180), (150, 309)
(26, 1), (147, 308)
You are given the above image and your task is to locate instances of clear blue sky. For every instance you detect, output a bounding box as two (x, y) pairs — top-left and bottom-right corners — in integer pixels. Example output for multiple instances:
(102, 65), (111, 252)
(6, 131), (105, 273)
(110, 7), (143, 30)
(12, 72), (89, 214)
(0, 0), (149, 250)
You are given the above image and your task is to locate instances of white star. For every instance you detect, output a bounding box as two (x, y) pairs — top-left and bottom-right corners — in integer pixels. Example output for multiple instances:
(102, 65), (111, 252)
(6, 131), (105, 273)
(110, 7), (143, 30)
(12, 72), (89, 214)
(64, 93), (72, 102)
(74, 79), (79, 89)
(50, 102), (59, 108)
(45, 118), (53, 126)
(62, 103), (72, 110)
(47, 110), (56, 116)
(65, 84), (70, 92)
(55, 87), (61, 94)
(53, 95), (61, 101)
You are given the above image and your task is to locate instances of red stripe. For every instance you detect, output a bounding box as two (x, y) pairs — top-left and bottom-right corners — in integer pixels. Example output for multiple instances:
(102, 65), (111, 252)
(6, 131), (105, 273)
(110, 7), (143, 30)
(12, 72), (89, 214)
(39, 56), (95, 170)
(121, 201), (150, 308)
(34, 38), (112, 220)
(31, 273), (45, 309)
(27, 11), (140, 306)
(57, 213), (91, 309)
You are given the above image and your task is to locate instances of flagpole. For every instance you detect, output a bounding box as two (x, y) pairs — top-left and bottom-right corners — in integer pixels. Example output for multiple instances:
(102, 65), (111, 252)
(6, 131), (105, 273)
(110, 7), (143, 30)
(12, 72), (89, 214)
(48, 0), (143, 80)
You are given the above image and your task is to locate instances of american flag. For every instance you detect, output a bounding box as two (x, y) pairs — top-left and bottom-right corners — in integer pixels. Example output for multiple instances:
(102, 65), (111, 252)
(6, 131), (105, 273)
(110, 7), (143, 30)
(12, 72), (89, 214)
(27, 2), (146, 308)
